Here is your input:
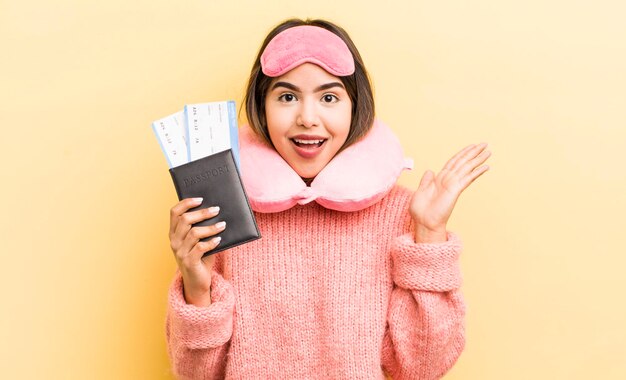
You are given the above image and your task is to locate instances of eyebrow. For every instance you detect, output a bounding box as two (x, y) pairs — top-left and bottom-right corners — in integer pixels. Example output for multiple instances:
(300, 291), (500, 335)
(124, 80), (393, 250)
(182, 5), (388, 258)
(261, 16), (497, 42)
(270, 81), (345, 92)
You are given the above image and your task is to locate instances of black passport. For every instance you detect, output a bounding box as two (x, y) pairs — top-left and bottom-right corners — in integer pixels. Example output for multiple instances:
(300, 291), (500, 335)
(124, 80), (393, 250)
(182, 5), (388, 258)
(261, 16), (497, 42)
(169, 149), (260, 256)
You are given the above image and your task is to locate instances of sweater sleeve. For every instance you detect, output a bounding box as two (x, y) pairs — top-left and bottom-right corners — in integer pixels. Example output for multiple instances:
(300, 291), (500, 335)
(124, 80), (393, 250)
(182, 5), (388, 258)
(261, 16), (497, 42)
(381, 231), (466, 380)
(165, 269), (235, 380)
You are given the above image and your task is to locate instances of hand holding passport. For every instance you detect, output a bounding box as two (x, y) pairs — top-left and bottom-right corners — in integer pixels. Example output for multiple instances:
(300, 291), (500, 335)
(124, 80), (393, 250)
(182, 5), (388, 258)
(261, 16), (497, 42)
(152, 101), (261, 257)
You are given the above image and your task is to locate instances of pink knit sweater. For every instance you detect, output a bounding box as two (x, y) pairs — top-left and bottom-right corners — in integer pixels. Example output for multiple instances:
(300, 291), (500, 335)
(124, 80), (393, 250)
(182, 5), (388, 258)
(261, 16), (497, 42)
(166, 185), (465, 379)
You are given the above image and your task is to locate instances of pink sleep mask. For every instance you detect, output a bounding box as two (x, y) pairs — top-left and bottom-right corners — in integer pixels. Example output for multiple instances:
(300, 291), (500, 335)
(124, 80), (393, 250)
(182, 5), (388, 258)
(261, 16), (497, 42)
(239, 119), (413, 213)
(260, 25), (355, 77)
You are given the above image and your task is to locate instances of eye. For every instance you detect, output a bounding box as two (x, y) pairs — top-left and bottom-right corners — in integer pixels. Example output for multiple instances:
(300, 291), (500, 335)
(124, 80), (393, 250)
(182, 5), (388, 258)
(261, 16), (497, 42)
(278, 93), (297, 102)
(321, 94), (339, 103)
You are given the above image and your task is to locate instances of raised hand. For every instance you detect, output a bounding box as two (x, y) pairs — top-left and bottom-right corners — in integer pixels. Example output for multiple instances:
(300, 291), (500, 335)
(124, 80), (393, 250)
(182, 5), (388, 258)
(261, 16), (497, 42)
(169, 197), (226, 306)
(409, 143), (491, 243)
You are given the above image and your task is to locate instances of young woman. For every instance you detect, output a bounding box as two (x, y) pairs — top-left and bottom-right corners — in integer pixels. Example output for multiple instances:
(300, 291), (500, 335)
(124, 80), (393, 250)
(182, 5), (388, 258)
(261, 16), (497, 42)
(166, 18), (490, 379)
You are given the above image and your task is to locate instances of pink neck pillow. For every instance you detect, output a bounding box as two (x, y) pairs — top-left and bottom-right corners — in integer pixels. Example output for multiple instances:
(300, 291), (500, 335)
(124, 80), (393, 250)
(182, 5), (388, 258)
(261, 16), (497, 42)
(239, 119), (413, 213)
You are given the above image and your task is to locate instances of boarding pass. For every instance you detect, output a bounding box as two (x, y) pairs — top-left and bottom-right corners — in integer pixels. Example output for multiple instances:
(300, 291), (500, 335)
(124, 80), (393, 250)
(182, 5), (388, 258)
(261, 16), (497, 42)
(152, 100), (239, 168)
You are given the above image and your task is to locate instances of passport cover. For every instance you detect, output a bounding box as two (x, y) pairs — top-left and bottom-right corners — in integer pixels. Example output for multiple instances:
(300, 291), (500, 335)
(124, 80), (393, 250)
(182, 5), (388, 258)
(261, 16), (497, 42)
(169, 149), (260, 256)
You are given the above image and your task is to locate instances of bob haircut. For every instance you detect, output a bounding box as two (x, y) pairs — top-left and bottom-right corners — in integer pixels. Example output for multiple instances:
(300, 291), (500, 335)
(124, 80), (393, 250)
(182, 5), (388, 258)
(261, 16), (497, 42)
(243, 18), (375, 151)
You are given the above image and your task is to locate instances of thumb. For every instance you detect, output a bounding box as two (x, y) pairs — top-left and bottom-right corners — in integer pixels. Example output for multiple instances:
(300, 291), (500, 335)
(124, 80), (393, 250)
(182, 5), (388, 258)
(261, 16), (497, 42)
(418, 170), (435, 190)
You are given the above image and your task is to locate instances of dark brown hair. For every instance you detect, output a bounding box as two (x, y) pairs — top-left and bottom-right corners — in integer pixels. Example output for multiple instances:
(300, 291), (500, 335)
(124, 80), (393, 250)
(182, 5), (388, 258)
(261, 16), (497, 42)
(243, 18), (375, 150)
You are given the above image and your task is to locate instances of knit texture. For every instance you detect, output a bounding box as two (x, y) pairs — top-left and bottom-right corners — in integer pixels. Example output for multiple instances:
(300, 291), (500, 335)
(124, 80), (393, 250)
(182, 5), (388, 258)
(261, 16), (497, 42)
(165, 185), (465, 379)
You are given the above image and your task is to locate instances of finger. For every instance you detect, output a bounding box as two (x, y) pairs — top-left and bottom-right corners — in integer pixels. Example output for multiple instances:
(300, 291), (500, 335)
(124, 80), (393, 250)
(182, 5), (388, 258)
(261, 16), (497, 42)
(417, 170), (435, 190)
(442, 144), (475, 171)
(456, 149), (491, 176)
(448, 143), (488, 172)
(172, 205), (220, 242)
(169, 197), (204, 236)
(459, 164), (490, 190)
(188, 237), (222, 263)
(178, 222), (227, 260)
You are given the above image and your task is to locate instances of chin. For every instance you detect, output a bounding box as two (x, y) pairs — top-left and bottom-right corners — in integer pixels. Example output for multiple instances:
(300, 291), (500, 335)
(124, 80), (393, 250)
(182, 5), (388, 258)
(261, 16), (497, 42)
(293, 165), (323, 180)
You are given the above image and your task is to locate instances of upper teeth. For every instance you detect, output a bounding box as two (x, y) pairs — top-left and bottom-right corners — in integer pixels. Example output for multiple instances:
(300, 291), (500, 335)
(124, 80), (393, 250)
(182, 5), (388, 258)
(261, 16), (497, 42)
(294, 139), (324, 144)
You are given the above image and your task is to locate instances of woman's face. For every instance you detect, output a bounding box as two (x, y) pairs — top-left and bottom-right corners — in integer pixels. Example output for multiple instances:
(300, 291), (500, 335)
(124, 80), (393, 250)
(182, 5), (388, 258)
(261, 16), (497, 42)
(264, 63), (352, 180)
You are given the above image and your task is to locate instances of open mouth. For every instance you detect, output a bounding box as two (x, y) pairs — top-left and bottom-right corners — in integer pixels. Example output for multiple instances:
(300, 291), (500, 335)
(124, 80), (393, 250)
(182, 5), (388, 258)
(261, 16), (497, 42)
(291, 138), (326, 148)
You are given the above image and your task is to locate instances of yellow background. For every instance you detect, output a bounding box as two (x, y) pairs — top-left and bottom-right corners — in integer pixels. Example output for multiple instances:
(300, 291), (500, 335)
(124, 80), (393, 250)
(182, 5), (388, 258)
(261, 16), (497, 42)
(1, 0), (625, 378)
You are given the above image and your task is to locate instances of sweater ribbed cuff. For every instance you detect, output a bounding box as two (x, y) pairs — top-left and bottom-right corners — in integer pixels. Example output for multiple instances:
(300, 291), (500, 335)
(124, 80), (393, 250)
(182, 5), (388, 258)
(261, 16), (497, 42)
(167, 271), (235, 349)
(391, 231), (463, 292)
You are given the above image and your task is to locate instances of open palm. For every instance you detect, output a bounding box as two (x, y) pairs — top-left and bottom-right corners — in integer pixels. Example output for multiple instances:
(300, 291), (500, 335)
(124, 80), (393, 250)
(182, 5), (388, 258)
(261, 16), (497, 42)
(410, 143), (491, 233)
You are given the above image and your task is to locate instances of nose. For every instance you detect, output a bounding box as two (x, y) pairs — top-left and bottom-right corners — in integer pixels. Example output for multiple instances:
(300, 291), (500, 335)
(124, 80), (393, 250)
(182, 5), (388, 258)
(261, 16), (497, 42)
(296, 99), (320, 128)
